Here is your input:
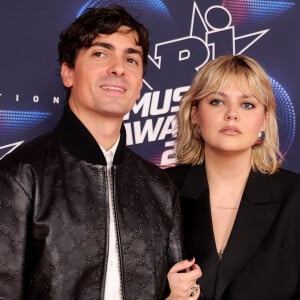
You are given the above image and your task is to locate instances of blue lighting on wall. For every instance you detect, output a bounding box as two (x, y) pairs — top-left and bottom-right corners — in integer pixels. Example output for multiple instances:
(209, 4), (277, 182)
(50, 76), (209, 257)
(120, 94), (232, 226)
(222, 0), (295, 25)
(77, 0), (170, 18)
(269, 76), (296, 156)
(0, 110), (51, 134)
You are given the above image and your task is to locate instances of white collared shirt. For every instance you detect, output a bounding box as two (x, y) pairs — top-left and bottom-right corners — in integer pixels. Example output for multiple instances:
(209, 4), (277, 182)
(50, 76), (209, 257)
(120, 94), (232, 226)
(100, 137), (122, 300)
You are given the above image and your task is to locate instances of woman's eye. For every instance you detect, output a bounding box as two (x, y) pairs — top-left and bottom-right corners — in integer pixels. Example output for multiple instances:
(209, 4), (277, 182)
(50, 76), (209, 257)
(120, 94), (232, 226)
(210, 99), (222, 105)
(241, 102), (255, 109)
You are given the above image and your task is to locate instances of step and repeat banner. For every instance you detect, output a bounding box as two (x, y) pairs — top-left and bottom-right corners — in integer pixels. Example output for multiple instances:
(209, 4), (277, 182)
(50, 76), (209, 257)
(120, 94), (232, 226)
(0, 0), (299, 172)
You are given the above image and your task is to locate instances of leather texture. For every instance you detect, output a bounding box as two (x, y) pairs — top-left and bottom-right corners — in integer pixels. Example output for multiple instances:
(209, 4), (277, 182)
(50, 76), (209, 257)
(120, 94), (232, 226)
(0, 105), (183, 300)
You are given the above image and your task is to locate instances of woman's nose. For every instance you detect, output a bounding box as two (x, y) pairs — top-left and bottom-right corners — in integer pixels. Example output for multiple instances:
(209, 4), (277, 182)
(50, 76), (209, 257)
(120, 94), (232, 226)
(225, 111), (238, 121)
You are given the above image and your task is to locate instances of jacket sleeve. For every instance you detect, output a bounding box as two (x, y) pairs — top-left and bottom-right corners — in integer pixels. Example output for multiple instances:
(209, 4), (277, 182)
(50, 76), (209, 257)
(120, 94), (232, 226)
(163, 185), (183, 299)
(0, 169), (32, 299)
(168, 186), (183, 265)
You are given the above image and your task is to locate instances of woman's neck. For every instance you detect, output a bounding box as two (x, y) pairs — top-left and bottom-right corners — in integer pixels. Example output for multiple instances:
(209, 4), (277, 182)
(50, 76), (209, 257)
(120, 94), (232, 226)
(204, 148), (252, 179)
(204, 149), (252, 207)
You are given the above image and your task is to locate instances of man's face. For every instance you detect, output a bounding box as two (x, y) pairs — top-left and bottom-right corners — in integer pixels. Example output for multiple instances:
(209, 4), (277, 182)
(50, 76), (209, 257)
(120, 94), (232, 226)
(61, 26), (144, 122)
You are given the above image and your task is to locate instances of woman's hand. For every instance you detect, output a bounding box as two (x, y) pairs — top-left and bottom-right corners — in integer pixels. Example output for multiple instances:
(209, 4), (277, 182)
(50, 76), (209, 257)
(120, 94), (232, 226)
(166, 258), (202, 300)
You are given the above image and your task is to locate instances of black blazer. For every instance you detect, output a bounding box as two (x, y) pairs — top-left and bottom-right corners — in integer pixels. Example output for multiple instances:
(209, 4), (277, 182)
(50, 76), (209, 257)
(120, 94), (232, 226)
(166, 164), (300, 300)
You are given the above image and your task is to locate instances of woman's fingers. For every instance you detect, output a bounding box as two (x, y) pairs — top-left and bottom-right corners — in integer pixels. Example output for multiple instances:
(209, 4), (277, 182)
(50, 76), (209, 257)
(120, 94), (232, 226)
(168, 258), (196, 273)
(167, 259), (202, 299)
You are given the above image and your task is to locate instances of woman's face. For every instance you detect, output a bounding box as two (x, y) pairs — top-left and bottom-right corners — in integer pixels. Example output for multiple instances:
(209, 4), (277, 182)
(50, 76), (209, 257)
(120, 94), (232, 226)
(191, 78), (267, 156)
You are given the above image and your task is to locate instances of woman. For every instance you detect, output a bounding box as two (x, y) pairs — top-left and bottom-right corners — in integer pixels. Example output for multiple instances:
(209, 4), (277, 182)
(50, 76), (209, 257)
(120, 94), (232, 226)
(166, 54), (300, 299)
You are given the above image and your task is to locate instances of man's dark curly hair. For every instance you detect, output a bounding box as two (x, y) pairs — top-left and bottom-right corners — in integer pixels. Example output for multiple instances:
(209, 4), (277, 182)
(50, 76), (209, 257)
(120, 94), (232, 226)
(58, 5), (149, 76)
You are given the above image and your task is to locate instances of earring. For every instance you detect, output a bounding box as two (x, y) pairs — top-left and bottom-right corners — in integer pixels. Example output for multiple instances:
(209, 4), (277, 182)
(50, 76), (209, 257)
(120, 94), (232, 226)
(192, 123), (201, 141)
(254, 131), (265, 145)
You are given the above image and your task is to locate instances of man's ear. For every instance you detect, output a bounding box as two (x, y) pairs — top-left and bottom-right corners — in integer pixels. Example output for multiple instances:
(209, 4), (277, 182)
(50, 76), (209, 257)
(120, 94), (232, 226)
(61, 63), (73, 88)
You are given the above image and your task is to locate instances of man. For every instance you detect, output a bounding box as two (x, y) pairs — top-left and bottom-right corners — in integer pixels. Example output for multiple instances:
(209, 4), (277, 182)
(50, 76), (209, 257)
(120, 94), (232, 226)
(0, 6), (182, 299)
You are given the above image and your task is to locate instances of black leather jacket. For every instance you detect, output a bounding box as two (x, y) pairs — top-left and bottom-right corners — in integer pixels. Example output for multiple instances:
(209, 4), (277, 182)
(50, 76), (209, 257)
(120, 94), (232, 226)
(0, 105), (182, 300)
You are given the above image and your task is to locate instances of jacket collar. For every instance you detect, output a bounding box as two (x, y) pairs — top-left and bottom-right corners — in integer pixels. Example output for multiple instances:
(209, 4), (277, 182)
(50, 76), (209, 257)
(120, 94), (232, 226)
(53, 104), (126, 165)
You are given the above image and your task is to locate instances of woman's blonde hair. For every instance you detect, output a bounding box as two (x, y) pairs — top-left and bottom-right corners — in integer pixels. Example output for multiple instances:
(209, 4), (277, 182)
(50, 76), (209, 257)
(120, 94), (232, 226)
(176, 54), (283, 174)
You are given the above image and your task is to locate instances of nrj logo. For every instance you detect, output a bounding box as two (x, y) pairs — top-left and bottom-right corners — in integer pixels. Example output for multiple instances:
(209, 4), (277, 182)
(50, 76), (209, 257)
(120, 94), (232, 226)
(124, 3), (269, 166)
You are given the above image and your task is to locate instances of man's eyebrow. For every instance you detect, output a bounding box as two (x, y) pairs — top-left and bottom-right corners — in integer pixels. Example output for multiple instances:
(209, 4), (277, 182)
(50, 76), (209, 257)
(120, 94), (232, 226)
(90, 42), (113, 50)
(90, 42), (143, 57)
(127, 47), (143, 57)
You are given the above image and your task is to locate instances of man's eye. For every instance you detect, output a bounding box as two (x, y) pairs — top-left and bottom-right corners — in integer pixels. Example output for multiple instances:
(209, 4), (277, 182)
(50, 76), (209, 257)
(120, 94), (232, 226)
(241, 102), (255, 109)
(210, 99), (222, 105)
(126, 57), (138, 64)
(94, 51), (106, 57)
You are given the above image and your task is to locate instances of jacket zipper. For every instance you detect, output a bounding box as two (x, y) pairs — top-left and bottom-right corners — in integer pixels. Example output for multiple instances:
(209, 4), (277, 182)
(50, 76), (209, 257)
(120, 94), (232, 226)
(111, 165), (126, 299)
(100, 167), (110, 300)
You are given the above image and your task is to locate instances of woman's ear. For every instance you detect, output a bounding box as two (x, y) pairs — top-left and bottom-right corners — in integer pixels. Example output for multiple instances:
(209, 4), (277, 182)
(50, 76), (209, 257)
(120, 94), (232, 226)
(191, 105), (198, 125)
(61, 63), (74, 88)
(261, 111), (268, 131)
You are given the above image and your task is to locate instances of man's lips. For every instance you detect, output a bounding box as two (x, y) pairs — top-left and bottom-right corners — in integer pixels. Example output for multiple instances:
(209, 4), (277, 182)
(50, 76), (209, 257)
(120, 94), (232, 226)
(100, 85), (126, 93)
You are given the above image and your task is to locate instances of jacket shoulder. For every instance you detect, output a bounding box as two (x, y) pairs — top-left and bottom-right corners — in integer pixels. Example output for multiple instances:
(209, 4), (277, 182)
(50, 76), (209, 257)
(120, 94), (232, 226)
(270, 168), (300, 187)
(124, 147), (176, 185)
(165, 164), (196, 189)
(0, 132), (57, 170)
(269, 168), (300, 198)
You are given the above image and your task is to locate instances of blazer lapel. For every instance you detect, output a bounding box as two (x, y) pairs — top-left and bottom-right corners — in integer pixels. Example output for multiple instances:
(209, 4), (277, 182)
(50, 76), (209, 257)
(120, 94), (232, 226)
(214, 171), (282, 300)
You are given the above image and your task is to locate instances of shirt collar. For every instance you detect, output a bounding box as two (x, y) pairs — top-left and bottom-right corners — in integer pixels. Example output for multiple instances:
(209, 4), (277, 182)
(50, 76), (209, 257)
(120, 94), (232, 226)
(99, 136), (120, 165)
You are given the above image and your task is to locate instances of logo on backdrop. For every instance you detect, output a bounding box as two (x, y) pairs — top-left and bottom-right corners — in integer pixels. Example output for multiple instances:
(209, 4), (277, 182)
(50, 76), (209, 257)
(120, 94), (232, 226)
(0, 0), (296, 165)
(117, 1), (295, 166)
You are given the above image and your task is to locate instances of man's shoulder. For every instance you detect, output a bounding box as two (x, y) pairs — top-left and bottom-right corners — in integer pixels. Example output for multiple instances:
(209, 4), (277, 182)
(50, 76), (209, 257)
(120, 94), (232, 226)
(124, 147), (159, 168)
(124, 147), (175, 181)
(0, 131), (58, 169)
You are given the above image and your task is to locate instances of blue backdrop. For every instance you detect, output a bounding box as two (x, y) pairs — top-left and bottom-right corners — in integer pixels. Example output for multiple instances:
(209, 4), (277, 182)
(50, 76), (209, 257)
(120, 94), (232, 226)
(0, 0), (299, 172)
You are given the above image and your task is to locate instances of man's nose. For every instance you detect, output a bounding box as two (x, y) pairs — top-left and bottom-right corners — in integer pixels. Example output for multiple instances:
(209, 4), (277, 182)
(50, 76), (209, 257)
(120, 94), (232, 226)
(107, 56), (125, 76)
